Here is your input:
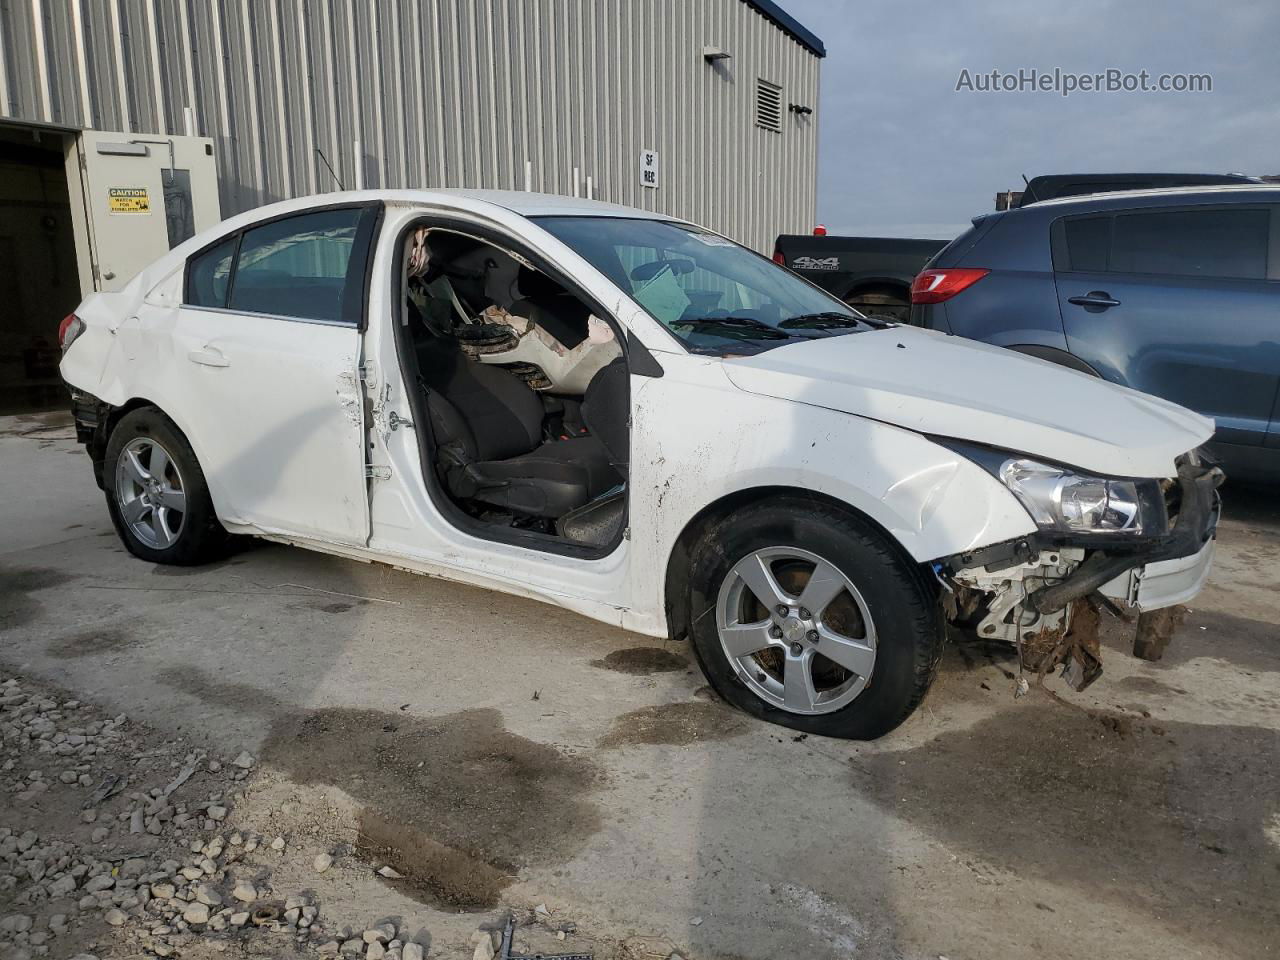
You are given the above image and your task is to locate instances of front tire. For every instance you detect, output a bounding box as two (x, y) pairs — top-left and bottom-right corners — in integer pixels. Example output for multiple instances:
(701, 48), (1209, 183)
(686, 498), (942, 740)
(104, 408), (227, 565)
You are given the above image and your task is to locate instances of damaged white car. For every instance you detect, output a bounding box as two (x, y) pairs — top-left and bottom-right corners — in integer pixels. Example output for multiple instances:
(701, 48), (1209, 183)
(59, 191), (1222, 739)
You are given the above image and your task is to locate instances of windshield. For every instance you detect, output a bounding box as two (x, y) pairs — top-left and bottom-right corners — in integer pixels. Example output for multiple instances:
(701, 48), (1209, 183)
(534, 216), (879, 355)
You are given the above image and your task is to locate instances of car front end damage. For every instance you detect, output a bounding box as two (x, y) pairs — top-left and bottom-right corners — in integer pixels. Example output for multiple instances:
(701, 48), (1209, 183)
(932, 445), (1223, 689)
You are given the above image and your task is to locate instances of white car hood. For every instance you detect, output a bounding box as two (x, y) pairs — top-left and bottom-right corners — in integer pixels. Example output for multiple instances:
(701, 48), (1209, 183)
(722, 326), (1214, 478)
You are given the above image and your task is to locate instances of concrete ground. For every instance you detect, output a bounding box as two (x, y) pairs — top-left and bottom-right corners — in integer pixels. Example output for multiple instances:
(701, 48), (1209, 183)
(2, 411), (1278, 960)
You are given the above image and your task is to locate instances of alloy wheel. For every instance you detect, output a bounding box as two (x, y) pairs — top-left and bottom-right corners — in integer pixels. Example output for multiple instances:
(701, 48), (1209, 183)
(115, 437), (187, 550)
(715, 546), (877, 715)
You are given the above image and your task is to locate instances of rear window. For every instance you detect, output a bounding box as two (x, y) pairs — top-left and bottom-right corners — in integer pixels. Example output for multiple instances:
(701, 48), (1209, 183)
(929, 213), (1003, 267)
(1054, 206), (1270, 280)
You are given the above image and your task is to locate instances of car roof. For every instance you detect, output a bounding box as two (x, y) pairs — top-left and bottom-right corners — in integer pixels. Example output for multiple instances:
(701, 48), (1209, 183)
(244, 188), (677, 222)
(1025, 183), (1280, 212)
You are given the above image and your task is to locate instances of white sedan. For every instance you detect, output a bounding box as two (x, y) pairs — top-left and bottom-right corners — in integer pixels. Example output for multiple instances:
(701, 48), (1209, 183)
(58, 190), (1222, 739)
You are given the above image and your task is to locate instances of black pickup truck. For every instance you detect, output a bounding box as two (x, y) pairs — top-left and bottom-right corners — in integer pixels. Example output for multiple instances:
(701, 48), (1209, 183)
(772, 234), (948, 322)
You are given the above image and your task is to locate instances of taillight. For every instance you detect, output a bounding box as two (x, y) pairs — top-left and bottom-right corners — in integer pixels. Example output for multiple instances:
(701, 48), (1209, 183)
(772, 249), (785, 265)
(910, 268), (989, 304)
(58, 313), (85, 353)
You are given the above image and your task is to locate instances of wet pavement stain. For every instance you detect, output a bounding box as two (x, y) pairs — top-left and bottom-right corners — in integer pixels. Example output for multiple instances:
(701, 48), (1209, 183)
(1159, 609), (1280, 673)
(46, 628), (133, 659)
(159, 666), (601, 911)
(858, 701), (1280, 958)
(0, 566), (78, 631)
(263, 707), (602, 911)
(598, 701), (750, 748)
(591, 647), (688, 675)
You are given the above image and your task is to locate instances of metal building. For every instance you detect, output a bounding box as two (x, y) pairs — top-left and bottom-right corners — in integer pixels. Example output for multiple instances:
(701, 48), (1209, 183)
(0, 0), (822, 411)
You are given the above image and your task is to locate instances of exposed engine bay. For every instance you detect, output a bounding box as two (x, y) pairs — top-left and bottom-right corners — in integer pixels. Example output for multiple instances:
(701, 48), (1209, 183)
(935, 455), (1223, 693)
(397, 226), (629, 547)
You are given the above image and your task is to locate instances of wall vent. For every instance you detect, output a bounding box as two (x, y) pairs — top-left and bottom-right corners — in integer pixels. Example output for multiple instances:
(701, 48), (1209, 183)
(755, 78), (782, 133)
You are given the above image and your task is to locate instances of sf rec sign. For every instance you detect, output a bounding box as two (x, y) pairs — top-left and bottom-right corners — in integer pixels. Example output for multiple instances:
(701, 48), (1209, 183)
(639, 149), (659, 189)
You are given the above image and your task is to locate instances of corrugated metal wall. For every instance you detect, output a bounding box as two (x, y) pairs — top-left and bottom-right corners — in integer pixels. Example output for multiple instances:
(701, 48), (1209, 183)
(0, 0), (819, 252)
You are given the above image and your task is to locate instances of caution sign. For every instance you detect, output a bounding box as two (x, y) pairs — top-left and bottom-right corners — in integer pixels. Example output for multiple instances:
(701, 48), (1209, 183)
(108, 187), (151, 214)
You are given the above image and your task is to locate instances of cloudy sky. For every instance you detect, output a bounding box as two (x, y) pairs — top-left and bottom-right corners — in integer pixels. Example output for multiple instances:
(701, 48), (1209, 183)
(784, 0), (1280, 238)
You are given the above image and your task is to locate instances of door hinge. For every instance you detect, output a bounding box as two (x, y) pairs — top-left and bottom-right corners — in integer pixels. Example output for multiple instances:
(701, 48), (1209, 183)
(365, 465), (392, 481)
(359, 361), (378, 385)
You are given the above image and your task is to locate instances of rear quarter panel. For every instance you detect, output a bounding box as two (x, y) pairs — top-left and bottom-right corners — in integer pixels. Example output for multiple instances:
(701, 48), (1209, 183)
(934, 211), (1070, 350)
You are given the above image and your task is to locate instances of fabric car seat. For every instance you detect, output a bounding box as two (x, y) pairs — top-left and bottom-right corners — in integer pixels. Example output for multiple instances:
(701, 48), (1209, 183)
(415, 332), (620, 518)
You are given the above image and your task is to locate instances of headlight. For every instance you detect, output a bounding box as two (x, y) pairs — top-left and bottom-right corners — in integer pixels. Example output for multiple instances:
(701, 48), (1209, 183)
(998, 458), (1142, 535)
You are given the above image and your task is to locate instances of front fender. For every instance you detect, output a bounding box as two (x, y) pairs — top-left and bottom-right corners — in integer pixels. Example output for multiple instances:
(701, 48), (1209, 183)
(623, 354), (1036, 634)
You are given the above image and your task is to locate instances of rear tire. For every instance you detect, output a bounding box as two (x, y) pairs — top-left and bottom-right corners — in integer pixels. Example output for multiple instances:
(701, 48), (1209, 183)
(685, 498), (942, 740)
(845, 286), (911, 324)
(104, 408), (227, 566)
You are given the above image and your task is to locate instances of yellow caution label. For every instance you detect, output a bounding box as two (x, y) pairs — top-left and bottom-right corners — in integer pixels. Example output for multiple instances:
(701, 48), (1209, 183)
(108, 187), (150, 213)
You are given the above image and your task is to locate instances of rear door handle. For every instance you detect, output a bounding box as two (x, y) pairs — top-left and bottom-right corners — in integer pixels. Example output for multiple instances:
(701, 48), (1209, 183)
(188, 347), (230, 368)
(1067, 291), (1121, 310)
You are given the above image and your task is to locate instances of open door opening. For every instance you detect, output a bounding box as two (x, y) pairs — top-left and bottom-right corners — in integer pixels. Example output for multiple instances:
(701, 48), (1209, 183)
(0, 123), (79, 414)
(391, 221), (630, 555)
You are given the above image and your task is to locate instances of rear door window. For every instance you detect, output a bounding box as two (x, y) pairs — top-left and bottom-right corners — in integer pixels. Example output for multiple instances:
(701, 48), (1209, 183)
(228, 208), (369, 323)
(186, 236), (237, 307)
(1110, 208), (1269, 280)
(1058, 216), (1110, 272)
(184, 206), (379, 324)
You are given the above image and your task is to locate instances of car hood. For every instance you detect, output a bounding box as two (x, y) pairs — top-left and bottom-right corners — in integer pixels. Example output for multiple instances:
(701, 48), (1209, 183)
(721, 326), (1214, 478)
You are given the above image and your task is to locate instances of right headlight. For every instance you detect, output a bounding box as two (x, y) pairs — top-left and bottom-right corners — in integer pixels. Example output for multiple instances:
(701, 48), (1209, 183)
(997, 457), (1143, 536)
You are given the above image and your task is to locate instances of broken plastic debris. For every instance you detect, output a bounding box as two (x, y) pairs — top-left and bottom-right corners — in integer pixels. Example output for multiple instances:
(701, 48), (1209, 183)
(377, 865), (404, 879)
(1014, 677), (1030, 699)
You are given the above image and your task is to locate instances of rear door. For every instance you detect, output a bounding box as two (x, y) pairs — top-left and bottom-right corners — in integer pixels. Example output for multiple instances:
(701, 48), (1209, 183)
(1053, 205), (1280, 445)
(171, 204), (381, 544)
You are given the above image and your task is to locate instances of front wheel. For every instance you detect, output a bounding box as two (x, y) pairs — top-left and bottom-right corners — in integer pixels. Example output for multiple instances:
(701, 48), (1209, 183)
(104, 408), (227, 565)
(686, 498), (942, 740)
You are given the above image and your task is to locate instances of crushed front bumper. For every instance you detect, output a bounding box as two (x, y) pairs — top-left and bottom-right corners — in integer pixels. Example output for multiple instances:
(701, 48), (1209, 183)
(1100, 536), (1216, 612)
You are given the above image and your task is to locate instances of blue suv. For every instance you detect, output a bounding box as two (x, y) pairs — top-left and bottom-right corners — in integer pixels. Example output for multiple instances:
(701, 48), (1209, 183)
(911, 186), (1280, 482)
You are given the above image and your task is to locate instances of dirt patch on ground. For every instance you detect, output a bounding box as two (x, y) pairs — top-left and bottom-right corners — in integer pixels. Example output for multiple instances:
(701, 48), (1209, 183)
(1116, 675), (1190, 697)
(1156, 609), (1280, 673)
(0, 411), (74, 438)
(159, 665), (289, 716)
(598, 701), (750, 748)
(355, 810), (509, 910)
(860, 699), (1280, 958)
(591, 647), (688, 675)
(253, 706), (601, 912)
(317, 602), (356, 614)
(0, 565), (77, 631)
(46, 627), (134, 658)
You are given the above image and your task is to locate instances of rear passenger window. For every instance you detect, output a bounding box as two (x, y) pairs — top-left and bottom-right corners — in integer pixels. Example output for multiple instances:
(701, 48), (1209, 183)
(1060, 217), (1110, 272)
(228, 209), (368, 323)
(1111, 208), (1269, 280)
(186, 236), (237, 307)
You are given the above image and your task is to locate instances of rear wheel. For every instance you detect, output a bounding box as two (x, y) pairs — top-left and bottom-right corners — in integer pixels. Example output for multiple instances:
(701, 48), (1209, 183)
(686, 498), (942, 739)
(104, 408), (227, 565)
(845, 285), (911, 324)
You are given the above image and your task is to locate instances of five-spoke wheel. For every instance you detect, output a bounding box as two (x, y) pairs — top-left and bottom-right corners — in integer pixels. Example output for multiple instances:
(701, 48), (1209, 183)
(687, 497), (942, 739)
(115, 437), (188, 549)
(104, 407), (226, 565)
(717, 546), (877, 714)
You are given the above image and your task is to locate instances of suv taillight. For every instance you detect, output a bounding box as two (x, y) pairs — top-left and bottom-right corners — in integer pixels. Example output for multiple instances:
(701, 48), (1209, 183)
(910, 268), (990, 304)
(58, 313), (85, 353)
(772, 249), (785, 265)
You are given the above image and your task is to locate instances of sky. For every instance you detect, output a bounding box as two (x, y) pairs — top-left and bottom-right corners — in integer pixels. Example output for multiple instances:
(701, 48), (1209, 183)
(783, 0), (1280, 239)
